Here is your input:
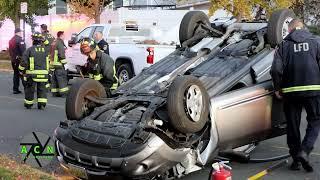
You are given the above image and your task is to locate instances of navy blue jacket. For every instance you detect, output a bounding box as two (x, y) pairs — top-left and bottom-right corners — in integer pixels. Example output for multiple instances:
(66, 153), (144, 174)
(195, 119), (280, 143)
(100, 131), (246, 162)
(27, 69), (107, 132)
(271, 29), (320, 97)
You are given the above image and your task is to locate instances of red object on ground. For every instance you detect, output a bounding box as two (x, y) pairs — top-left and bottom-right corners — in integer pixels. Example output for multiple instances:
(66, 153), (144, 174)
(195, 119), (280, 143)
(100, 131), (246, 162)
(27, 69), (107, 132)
(212, 165), (232, 180)
(146, 47), (154, 64)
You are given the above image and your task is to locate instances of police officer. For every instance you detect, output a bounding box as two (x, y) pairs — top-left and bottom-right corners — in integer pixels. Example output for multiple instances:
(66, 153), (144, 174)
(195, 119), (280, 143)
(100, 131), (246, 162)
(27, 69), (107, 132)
(79, 38), (117, 96)
(271, 19), (320, 172)
(50, 31), (68, 97)
(8, 28), (26, 94)
(19, 32), (49, 110)
(94, 31), (109, 55)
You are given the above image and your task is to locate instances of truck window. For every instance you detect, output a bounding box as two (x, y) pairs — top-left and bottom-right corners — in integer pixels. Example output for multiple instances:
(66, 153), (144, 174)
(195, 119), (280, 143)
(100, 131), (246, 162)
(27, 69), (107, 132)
(77, 27), (93, 42)
(94, 26), (104, 34)
(109, 27), (151, 37)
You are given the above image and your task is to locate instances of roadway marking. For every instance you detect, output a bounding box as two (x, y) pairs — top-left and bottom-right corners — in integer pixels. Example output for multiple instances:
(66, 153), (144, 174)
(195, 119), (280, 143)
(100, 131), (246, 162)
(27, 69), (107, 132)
(0, 95), (64, 109)
(272, 146), (320, 157)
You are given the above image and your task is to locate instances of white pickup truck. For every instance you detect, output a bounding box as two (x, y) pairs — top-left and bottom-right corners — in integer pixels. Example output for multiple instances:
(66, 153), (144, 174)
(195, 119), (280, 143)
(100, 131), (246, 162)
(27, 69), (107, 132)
(65, 24), (177, 84)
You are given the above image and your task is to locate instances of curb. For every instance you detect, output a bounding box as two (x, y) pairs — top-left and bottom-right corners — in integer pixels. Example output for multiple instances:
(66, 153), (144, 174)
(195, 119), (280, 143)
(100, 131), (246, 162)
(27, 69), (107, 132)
(0, 69), (13, 72)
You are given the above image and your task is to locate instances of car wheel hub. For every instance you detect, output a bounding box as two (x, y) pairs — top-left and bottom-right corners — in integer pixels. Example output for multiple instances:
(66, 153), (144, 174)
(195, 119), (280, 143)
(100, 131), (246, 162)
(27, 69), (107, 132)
(82, 100), (89, 116)
(282, 17), (293, 39)
(186, 85), (203, 122)
(119, 70), (129, 84)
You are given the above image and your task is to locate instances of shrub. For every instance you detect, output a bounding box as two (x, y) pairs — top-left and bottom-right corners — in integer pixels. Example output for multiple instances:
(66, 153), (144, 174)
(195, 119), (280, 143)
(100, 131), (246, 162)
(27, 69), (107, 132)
(308, 26), (320, 36)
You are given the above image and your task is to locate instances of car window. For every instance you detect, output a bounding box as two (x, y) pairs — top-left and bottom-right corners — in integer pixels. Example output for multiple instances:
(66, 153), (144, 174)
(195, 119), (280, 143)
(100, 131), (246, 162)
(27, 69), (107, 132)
(77, 27), (93, 42)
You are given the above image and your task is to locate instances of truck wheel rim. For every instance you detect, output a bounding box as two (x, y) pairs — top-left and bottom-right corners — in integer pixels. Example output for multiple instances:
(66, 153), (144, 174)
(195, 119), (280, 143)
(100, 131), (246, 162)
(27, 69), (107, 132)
(185, 85), (203, 122)
(82, 91), (97, 116)
(119, 70), (129, 84)
(282, 17), (293, 39)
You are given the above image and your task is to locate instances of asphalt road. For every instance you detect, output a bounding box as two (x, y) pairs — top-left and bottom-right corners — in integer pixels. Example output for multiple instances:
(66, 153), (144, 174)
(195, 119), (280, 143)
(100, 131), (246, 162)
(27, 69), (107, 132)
(0, 71), (320, 180)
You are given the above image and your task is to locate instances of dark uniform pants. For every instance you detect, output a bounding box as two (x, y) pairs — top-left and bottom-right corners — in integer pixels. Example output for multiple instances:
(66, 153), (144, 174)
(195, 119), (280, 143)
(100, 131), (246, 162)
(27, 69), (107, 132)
(284, 96), (320, 159)
(24, 78), (47, 107)
(51, 68), (68, 96)
(11, 61), (25, 91)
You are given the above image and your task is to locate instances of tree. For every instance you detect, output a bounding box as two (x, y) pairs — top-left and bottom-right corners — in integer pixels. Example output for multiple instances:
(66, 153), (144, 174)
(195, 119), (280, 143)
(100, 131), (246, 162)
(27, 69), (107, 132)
(66, 0), (112, 23)
(208, 0), (298, 20)
(0, 0), (52, 28)
(304, 0), (320, 25)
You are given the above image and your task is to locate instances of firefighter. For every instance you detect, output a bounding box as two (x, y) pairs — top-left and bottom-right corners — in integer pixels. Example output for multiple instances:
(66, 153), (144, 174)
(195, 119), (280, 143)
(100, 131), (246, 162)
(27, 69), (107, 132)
(40, 24), (55, 90)
(94, 31), (109, 55)
(79, 38), (118, 96)
(50, 31), (68, 97)
(19, 32), (49, 110)
(8, 28), (26, 94)
(40, 24), (55, 47)
(271, 19), (320, 172)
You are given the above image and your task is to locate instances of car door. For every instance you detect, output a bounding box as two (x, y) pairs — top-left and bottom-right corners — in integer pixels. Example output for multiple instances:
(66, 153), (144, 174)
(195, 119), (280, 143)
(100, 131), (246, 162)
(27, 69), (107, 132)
(65, 26), (96, 72)
(210, 80), (284, 150)
(251, 52), (286, 137)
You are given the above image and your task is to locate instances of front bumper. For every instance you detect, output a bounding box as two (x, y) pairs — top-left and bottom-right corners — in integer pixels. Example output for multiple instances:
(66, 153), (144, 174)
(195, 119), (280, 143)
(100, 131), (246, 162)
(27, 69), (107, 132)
(54, 128), (191, 178)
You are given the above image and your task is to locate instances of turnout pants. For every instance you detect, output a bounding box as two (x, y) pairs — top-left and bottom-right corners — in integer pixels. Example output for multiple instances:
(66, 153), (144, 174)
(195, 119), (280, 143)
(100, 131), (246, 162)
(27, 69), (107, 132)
(51, 68), (68, 96)
(284, 96), (320, 160)
(24, 78), (47, 107)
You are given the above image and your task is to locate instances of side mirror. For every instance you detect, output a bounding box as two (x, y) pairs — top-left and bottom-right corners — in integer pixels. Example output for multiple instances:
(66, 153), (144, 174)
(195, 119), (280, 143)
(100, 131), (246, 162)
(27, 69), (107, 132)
(68, 33), (78, 47)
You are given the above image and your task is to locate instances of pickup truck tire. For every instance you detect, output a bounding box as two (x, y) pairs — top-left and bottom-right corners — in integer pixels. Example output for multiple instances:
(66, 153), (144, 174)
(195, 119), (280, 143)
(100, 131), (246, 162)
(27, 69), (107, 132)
(167, 75), (209, 133)
(117, 63), (133, 85)
(179, 11), (210, 46)
(66, 79), (107, 120)
(267, 9), (296, 47)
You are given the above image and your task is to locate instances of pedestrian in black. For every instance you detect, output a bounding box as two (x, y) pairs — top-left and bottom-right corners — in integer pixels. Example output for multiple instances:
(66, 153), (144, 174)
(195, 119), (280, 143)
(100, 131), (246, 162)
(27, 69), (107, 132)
(50, 31), (68, 97)
(79, 38), (118, 96)
(271, 19), (320, 172)
(19, 32), (49, 110)
(8, 28), (26, 94)
(94, 31), (109, 55)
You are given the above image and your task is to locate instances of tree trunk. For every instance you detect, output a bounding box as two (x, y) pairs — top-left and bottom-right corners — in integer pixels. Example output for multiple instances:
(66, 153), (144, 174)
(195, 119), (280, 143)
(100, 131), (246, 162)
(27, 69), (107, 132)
(95, 14), (101, 23)
(14, 14), (21, 29)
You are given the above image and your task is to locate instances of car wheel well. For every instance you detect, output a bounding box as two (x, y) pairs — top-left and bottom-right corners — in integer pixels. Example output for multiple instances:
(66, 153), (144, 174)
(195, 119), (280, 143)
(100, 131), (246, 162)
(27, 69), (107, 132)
(229, 82), (247, 92)
(115, 58), (135, 75)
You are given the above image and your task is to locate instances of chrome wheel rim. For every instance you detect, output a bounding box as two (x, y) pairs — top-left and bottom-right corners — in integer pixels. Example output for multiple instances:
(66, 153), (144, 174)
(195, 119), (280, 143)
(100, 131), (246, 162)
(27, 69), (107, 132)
(282, 17), (293, 39)
(119, 70), (129, 85)
(82, 100), (89, 116)
(186, 85), (203, 122)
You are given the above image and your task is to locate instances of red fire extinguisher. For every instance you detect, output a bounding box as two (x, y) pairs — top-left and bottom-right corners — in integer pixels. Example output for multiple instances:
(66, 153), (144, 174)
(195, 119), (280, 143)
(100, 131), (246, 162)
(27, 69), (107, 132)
(211, 162), (232, 180)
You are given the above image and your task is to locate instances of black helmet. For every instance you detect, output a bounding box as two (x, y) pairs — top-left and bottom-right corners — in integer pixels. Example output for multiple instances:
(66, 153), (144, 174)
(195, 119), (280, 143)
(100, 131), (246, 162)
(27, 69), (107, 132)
(31, 32), (44, 42)
(80, 37), (97, 55)
(40, 24), (48, 31)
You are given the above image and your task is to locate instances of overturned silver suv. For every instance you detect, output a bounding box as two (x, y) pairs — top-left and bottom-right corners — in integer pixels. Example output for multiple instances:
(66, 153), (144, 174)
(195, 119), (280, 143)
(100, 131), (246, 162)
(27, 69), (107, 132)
(54, 9), (295, 179)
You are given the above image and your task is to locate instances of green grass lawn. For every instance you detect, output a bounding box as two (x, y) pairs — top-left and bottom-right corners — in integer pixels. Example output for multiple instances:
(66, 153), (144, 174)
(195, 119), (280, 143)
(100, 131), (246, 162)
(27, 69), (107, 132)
(0, 61), (12, 70)
(0, 51), (10, 61)
(0, 155), (55, 180)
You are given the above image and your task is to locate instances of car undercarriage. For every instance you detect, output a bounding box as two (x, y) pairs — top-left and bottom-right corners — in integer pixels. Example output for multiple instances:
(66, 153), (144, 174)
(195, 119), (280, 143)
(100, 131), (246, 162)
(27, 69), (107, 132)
(54, 9), (295, 179)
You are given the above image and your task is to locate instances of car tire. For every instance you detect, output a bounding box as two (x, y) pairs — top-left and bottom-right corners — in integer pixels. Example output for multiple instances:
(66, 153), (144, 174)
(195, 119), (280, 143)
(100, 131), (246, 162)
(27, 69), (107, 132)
(167, 75), (209, 133)
(267, 9), (296, 47)
(179, 11), (210, 46)
(117, 63), (133, 85)
(65, 79), (107, 120)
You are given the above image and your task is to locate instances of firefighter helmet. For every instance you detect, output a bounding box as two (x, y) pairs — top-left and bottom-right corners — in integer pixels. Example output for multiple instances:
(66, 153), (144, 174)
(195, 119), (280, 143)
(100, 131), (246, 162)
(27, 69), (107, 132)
(31, 32), (44, 42)
(80, 37), (96, 55)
